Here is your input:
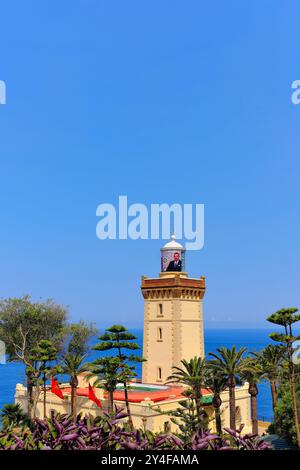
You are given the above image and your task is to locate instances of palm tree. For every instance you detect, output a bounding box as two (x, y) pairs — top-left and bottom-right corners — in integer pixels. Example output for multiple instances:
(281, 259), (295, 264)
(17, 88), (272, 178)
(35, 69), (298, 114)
(87, 357), (123, 413)
(205, 368), (227, 435)
(62, 353), (89, 418)
(240, 358), (263, 434)
(209, 346), (247, 430)
(167, 357), (208, 429)
(253, 345), (284, 415)
(0, 403), (30, 430)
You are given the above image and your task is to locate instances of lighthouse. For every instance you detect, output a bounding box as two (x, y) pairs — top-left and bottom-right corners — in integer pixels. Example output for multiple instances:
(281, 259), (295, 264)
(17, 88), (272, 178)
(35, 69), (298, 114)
(141, 236), (206, 384)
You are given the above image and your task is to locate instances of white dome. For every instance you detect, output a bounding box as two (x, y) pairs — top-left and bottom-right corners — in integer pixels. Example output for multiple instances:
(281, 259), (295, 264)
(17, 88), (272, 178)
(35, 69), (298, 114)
(162, 235), (184, 250)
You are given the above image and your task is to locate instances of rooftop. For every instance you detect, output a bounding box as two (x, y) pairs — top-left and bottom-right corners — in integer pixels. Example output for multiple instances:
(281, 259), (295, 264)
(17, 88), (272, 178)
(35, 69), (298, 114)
(57, 383), (213, 404)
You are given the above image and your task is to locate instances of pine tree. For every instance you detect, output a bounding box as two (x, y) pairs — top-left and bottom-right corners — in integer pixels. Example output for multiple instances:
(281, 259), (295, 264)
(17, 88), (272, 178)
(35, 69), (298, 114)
(167, 357), (209, 431)
(93, 325), (144, 428)
(87, 356), (124, 413)
(267, 307), (300, 448)
(170, 390), (206, 441)
(28, 340), (60, 419)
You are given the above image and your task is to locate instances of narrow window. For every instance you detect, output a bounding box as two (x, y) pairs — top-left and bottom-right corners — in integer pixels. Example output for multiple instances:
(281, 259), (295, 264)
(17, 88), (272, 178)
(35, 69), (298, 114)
(164, 421), (171, 433)
(157, 327), (163, 341)
(158, 303), (163, 316)
(235, 406), (242, 428)
(157, 367), (162, 380)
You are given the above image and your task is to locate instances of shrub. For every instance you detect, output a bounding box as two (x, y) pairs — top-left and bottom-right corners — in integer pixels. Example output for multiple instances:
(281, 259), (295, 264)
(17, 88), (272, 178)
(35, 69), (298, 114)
(0, 407), (271, 451)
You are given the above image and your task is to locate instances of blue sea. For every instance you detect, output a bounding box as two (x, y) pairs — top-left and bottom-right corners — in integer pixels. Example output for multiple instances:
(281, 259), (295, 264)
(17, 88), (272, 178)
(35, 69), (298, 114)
(0, 329), (274, 421)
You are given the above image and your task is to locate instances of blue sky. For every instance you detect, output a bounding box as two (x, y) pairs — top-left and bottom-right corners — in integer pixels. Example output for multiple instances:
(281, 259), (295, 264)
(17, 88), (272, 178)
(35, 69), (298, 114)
(0, 1), (300, 328)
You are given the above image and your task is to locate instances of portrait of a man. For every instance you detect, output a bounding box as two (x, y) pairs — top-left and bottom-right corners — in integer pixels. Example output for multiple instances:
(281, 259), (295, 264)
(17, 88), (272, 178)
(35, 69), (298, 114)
(166, 252), (182, 272)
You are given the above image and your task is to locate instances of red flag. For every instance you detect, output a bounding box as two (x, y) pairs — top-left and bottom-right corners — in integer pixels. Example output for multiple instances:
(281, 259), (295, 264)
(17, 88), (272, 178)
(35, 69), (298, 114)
(88, 384), (102, 408)
(51, 377), (64, 400)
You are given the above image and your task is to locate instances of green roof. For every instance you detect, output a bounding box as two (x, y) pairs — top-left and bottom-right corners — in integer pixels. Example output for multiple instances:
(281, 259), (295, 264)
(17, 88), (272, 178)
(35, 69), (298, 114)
(201, 394), (213, 405)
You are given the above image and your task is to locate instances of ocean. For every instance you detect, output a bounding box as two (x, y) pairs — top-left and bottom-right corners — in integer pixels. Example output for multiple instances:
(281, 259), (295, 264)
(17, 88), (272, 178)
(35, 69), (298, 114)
(0, 328), (274, 421)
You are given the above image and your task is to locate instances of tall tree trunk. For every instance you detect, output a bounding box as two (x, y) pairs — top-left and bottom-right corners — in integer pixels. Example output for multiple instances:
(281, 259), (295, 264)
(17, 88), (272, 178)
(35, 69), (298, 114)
(213, 393), (222, 435)
(250, 394), (258, 434)
(287, 327), (300, 448)
(195, 393), (203, 430)
(116, 344), (134, 429)
(108, 390), (114, 413)
(71, 385), (77, 419)
(229, 383), (236, 430)
(32, 385), (41, 419)
(270, 380), (277, 413)
(123, 382), (134, 430)
(214, 406), (222, 435)
(290, 364), (300, 448)
(70, 375), (78, 420)
(43, 380), (46, 419)
(26, 374), (34, 420)
(270, 380), (278, 433)
(248, 382), (258, 435)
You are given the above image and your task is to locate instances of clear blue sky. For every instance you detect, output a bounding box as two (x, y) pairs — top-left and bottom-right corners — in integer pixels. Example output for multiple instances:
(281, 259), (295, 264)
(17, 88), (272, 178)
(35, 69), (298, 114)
(1, 1), (300, 328)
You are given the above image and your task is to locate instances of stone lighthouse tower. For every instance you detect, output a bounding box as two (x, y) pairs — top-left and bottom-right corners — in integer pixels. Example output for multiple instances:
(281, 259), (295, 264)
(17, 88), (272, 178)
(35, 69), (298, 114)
(141, 236), (206, 384)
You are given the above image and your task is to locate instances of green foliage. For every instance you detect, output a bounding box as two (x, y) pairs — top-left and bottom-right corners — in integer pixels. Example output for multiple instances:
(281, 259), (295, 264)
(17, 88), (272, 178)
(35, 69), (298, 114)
(272, 370), (300, 445)
(208, 346), (248, 430)
(66, 320), (98, 356)
(0, 296), (94, 418)
(0, 404), (30, 430)
(0, 407), (271, 450)
(62, 353), (89, 385)
(0, 296), (68, 366)
(267, 308), (300, 328)
(209, 346), (248, 384)
(27, 339), (60, 386)
(167, 357), (209, 430)
(267, 307), (300, 447)
(62, 353), (90, 416)
(167, 390), (207, 442)
(240, 357), (264, 393)
(26, 339), (61, 418)
(269, 333), (300, 344)
(92, 324), (143, 383)
(88, 357), (124, 393)
(253, 345), (285, 381)
(205, 368), (227, 404)
(90, 324), (144, 423)
(94, 325), (142, 361)
(167, 357), (208, 391)
(30, 340), (58, 363)
(267, 308), (300, 356)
